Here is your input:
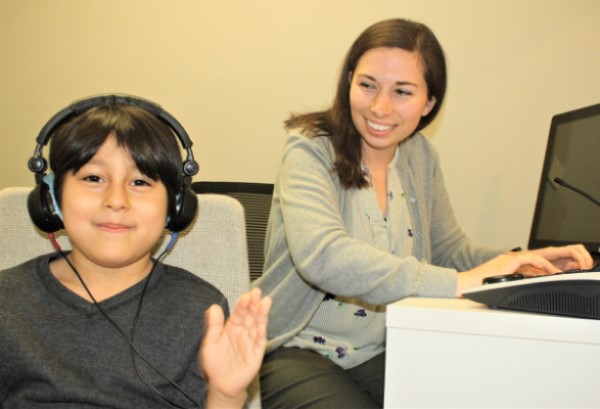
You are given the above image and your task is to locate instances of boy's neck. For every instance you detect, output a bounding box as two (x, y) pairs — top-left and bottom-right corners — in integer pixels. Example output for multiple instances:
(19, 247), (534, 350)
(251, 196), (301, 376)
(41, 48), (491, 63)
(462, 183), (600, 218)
(49, 253), (154, 303)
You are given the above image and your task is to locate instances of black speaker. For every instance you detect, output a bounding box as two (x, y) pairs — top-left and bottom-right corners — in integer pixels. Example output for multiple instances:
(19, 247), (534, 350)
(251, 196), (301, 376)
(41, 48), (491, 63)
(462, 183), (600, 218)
(27, 94), (199, 233)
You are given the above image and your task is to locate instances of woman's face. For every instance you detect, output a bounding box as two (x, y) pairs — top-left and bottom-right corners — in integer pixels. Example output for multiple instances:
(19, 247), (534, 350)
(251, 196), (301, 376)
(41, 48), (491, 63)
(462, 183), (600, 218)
(349, 47), (437, 162)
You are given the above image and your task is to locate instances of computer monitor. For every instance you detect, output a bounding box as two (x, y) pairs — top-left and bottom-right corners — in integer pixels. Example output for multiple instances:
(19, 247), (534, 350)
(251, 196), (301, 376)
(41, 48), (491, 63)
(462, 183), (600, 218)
(528, 103), (600, 256)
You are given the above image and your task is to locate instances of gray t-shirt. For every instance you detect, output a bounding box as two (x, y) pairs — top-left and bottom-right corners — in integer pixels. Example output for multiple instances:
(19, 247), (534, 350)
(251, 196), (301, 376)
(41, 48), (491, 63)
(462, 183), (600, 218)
(0, 253), (228, 408)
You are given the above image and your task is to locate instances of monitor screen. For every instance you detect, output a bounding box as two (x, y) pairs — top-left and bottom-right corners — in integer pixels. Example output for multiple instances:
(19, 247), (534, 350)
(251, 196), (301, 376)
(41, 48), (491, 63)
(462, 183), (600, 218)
(528, 103), (600, 256)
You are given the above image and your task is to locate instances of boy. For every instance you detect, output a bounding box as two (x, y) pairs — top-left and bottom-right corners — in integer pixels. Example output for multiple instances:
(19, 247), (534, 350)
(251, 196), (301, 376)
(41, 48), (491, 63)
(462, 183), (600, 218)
(0, 96), (271, 408)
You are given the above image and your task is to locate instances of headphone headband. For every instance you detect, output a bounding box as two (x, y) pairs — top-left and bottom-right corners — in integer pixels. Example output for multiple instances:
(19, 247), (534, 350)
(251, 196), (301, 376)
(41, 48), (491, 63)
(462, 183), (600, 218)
(30, 94), (198, 175)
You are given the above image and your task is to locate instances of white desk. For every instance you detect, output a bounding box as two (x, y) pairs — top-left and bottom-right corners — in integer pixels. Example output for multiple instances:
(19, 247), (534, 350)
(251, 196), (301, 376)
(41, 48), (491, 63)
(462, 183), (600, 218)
(384, 298), (600, 408)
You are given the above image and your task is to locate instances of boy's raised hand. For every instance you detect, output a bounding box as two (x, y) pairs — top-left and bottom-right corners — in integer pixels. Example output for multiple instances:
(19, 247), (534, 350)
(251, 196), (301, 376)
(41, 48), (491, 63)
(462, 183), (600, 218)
(201, 287), (271, 408)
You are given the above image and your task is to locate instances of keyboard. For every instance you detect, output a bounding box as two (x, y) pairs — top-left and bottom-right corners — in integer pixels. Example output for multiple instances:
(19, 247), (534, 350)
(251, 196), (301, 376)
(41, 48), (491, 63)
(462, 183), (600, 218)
(462, 265), (600, 320)
(482, 262), (600, 285)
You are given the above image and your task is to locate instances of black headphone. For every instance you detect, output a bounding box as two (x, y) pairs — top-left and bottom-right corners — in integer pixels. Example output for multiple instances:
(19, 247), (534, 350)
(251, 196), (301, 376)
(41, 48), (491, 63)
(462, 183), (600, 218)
(27, 94), (199, 233)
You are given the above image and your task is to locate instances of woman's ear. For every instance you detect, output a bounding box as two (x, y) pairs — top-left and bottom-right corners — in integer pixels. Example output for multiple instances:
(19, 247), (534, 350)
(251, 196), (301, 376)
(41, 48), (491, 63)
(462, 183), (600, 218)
(422, 97), (437, 117)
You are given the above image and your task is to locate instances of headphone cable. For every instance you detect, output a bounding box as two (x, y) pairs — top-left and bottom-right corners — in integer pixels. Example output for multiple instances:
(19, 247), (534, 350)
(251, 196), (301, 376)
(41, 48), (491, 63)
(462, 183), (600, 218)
(59, 234), (201, 408)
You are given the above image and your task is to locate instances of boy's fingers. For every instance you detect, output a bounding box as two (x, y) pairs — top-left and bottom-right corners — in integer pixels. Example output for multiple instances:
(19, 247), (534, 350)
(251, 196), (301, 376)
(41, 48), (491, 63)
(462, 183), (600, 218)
(203, 304), (225, 344)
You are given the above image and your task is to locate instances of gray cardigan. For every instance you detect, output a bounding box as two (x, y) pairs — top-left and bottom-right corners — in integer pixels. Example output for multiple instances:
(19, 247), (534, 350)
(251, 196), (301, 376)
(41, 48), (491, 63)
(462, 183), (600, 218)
(254, 131), (503, 352)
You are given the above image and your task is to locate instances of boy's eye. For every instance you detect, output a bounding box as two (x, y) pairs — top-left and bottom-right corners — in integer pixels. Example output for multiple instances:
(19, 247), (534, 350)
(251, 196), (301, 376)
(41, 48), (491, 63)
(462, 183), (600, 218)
(83, 175), (102, 183)
(132, 179), (151, 187)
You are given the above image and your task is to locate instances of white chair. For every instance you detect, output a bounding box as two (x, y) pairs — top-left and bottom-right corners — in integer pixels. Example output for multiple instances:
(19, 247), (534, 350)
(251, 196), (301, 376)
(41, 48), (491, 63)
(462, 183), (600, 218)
(0, 186), (261, 408)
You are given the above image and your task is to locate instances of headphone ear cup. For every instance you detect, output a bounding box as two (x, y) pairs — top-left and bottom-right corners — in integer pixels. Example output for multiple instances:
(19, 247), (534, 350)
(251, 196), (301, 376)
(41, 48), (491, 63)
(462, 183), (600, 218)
(166, 187), (197, 232)
(27, 182), (64, 233)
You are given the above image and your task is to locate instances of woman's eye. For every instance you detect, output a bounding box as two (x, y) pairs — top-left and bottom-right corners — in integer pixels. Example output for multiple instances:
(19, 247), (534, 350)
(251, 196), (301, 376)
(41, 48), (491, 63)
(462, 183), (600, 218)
(395, 89), (413, 96)
(359, 81), (375, 90)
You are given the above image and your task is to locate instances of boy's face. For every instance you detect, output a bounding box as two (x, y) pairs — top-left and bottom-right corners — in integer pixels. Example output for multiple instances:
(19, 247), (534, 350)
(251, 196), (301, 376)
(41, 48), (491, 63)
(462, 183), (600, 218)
(60, 133), (168, 271)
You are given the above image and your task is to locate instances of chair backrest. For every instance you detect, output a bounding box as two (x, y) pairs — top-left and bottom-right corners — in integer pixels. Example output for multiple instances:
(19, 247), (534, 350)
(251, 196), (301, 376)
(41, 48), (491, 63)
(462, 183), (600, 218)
(0, 186), (261, 408)
(192, 181), (274, 281)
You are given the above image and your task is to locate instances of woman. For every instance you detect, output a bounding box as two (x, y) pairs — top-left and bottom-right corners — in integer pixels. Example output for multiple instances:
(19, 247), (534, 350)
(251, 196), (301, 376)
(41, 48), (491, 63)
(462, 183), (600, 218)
(254, 19), (592, 408)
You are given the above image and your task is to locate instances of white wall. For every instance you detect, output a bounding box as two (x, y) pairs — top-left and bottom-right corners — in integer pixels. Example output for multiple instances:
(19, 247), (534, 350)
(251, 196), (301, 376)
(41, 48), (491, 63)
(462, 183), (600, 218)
(1, 0), (599, 248)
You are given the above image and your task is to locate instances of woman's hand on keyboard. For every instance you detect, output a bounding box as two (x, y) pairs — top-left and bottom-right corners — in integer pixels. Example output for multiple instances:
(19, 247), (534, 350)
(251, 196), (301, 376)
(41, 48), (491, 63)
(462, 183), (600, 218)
(528, 244), (593, 271)
(456, 251), (560, 297)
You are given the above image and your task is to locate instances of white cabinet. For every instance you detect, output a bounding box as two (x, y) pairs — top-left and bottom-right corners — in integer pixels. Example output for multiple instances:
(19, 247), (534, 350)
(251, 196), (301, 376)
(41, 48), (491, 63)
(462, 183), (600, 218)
(384, 298), (600, 408)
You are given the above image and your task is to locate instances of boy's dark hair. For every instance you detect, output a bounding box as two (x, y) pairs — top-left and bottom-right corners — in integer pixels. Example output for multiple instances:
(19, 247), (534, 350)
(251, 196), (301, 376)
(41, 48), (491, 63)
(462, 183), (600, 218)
(285, 18), (447, 189)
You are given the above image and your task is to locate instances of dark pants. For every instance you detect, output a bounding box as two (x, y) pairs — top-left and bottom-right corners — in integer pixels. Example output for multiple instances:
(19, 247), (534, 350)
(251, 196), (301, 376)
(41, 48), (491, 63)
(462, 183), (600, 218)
(260, 347), (385, 409)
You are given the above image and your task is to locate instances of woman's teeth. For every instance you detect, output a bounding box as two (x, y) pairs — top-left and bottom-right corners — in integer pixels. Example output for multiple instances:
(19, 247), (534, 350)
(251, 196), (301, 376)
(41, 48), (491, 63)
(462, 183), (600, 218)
(368, 120), (391, 132)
